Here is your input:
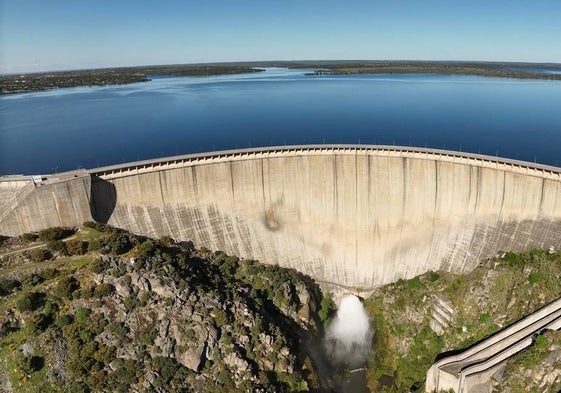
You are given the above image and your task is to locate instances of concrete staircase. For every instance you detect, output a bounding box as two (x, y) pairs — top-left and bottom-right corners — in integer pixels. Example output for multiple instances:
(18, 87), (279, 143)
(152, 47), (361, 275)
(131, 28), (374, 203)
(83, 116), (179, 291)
(426, 297), (561, 392)
(430, 295), (457, 335)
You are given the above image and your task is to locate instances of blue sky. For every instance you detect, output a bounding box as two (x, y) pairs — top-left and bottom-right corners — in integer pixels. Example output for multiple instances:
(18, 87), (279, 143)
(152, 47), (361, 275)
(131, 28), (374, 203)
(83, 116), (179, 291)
(1, 0), (560, 73)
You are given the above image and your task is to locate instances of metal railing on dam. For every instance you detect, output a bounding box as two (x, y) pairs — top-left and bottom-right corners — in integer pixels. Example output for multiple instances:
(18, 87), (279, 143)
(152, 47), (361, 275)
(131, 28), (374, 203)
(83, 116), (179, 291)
(86, 145), (561, 181)
(1, 145), (561, 290)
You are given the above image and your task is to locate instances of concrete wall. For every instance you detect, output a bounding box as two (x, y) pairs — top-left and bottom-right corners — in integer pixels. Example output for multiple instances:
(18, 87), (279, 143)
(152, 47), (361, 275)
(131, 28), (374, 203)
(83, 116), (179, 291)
(2, 146), (560, 289)
(92, 146), (561, 289)
(0, 174), (92, 235)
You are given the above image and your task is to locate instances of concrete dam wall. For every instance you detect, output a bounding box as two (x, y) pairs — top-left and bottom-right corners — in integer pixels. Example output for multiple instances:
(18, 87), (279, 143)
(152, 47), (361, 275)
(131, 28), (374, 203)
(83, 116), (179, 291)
(0, 172), (92, 234)
(1, 146), (561, 289)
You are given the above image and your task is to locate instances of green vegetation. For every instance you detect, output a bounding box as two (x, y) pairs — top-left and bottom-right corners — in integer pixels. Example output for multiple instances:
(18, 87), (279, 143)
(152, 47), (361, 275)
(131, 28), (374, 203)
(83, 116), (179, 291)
(495, 330), (561, 392)
(3, 60), (560, 95)
(0, 223), (325, 392)
(307, 61), (561, 81)
(38, 227), (74, 242)
(28, 249), (52, 263)
(0, 65), (264, 95)
(16, 292), (45, 312)
(318, 292), (335, 325)
(1, 223), (559, 392)
(365, 248), (561, 392)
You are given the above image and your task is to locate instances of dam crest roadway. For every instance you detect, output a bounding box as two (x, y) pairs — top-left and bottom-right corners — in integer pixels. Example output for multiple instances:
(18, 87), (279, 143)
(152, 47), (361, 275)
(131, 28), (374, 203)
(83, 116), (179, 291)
(1, 145), (560, 291)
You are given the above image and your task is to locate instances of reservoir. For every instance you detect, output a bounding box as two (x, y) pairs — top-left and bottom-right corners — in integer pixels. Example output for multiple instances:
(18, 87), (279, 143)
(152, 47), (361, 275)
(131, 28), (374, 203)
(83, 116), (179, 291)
(1, 68), (561, 175)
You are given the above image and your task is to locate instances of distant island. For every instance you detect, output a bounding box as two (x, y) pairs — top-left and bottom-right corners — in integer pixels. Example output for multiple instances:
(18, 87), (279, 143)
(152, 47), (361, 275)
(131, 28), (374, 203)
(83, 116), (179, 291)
(301, 60), (561, 80)
(1, 60), (561, 95)
(0, 65), (264, 95)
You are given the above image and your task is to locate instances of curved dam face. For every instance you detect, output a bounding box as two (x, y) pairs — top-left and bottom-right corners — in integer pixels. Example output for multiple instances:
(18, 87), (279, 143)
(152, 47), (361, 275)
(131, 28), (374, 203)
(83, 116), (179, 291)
(2, 146), (561, 289)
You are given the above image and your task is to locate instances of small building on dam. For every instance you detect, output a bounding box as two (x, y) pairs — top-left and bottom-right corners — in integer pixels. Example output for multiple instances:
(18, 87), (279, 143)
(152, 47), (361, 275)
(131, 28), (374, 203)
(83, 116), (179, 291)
(1, 145), (560, 291)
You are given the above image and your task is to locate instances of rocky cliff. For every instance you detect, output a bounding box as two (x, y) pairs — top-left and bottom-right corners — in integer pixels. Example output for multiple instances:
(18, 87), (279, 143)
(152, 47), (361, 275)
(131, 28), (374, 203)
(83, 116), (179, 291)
(0, 224), (331, 392)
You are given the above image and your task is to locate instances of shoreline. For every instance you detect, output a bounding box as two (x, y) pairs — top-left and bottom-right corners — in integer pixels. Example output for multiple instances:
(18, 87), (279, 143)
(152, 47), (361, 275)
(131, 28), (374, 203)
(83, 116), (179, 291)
(306, 66), (561, 81)
(3, 60), (561, 95)
(0, 66), (264, 95)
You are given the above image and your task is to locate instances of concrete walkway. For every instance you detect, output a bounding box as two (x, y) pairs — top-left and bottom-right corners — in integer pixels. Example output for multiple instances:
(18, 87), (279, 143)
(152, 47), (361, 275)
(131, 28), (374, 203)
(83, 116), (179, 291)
(426, 297), (561, 392)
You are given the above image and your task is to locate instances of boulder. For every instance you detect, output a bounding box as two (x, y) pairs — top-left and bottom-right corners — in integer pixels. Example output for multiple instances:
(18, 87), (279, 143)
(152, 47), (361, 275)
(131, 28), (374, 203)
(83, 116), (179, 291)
(148, 277), (175, 298)
(223, 352), (250, 374)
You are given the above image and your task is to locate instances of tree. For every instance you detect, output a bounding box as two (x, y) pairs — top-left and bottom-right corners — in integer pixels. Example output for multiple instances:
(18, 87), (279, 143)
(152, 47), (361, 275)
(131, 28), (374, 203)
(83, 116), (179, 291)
(107, 232), (132, 255)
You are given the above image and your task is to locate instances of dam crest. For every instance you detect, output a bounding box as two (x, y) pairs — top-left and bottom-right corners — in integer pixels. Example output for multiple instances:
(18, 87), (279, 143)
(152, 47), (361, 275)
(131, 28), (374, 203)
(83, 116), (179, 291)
(1, 145), (560, 290)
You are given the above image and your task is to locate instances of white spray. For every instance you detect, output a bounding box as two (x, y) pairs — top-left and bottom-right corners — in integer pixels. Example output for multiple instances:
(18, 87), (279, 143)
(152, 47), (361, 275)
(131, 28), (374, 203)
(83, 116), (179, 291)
(324, 295), (372, 369)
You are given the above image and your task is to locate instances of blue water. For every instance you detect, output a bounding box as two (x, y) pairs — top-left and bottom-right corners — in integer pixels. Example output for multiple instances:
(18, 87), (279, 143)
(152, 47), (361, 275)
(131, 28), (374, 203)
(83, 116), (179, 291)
(1, 68), (561, 175)
(507, 67), (561, 75)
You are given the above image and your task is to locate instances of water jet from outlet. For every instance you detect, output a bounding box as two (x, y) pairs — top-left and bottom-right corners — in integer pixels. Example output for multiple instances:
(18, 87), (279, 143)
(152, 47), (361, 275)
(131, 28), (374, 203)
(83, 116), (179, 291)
(325, 294), (372, 370)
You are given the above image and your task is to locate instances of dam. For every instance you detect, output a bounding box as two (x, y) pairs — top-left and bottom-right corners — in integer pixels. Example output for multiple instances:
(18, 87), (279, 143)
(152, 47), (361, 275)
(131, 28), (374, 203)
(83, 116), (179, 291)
(1, 145), (560, 289)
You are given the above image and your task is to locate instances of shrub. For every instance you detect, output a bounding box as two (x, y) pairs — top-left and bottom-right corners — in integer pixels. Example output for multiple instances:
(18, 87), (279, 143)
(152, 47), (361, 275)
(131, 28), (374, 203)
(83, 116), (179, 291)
(112, 359), (138, 386)
(151, 357), (181, 389)
(79, 286), (94, 299)
(87, 370), (108, 391)
(90, 258), (108, 274)
(124, 296), (138, 312)
(107, 322), (128, 340)
(88, 239), (103, 252)
(503, 251), (524, 267)
(38, 227), (74, 242)
(216, 254), (239, 278)
(407, 276), (421, 290)
(55, 314), (74, 327)
(428, 271), (440, 282)
(47, 240), (68, 255)
(75, 307), (91, 322)
(29, 248), (52, 262)
(55, 276), (80, 299)
(0, 235), (9, 247)
(43, 299), (59, 316)
(136, 240), (156, 259)
(528, 272), (541, 284)
(318, 293), (335, 325)
(107, 233), (132, 255)
(83, 221), (108, 232)
(41, 268), (60, 280)
(16, 292), (45, 312)
(27, 313), (52, 333)
(157, 236), (175, 247)
(22, 233), (38, 242)
(214, 309), (229, 327)
(0, 278), (21, 296)
(21, 273), (45, 288)
(94, 283), (114, 298)
(67, 239), (87, 255)
(67, 380), (90, 393)
(16, 354), (44, 375)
